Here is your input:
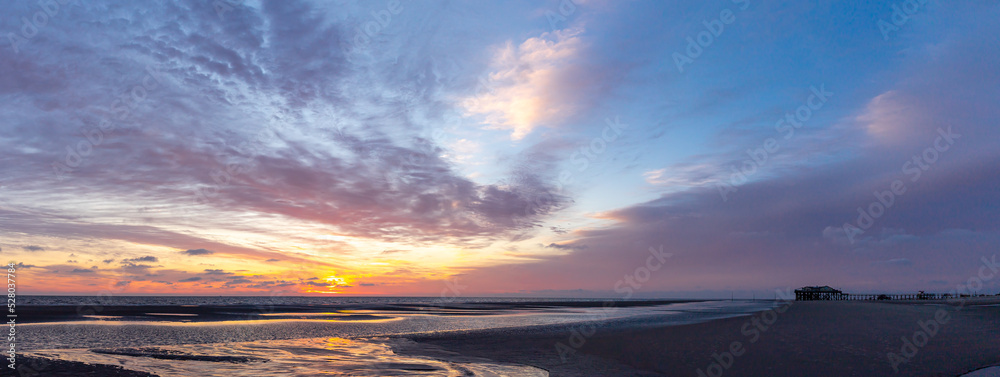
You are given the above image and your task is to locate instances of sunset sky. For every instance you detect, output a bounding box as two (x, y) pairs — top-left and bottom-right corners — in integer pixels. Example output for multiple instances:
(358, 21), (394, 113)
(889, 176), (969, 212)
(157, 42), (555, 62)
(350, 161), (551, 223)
(2, 1), (998, 297)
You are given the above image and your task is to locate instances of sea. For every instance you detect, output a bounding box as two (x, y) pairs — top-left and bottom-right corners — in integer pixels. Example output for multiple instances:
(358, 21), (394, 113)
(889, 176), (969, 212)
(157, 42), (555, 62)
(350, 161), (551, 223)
(16, 296), (779, 376)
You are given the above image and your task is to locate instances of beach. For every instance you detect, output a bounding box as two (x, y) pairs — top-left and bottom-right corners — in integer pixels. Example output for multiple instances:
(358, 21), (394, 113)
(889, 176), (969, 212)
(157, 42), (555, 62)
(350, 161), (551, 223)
(408, 298), (1000, 376)
(12, 298), (1000, 376)
(12, 298), (761, 376)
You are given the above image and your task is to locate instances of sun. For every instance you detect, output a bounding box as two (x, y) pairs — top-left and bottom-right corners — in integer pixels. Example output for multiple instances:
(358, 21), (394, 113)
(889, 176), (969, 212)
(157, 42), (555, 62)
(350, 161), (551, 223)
(325, 275), (348, 286)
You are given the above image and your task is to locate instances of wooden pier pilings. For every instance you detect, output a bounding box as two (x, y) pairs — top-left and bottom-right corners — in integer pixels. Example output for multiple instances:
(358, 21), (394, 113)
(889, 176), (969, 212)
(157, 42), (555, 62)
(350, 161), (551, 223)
(837, 293), (951, 301)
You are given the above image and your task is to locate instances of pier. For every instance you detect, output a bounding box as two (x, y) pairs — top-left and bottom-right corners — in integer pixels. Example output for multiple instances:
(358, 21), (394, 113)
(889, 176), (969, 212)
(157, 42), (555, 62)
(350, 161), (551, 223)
(794, 286), (956, 301)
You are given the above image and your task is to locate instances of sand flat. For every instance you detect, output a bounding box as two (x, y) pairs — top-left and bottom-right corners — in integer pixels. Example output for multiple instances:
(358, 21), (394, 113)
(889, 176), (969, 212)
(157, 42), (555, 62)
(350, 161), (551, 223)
(409, 299), (1000, 376)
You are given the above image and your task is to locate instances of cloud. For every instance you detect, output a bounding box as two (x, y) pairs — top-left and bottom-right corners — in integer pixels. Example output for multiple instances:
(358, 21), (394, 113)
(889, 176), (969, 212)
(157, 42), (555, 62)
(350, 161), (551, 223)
(0, 0), (575, 276)
(115, 281), (131, 287)
(122, 256), (159, 263)
(71, 269), (95, 274)
(204, 269), (233, 275)
(249, 281), (295, 288)
(643, 163), (721, 189)
(856, 90), (923, 146)
(265, 258), (280, 262)
(546, 243), (586, 250)
(428, 4), (1000, 295)
(22, 245), (44, 252)
(121, 263), (155, 272)
(461, 28), (592, 140)
(182, 249), (214, 256)
(179, 277), (202, 282)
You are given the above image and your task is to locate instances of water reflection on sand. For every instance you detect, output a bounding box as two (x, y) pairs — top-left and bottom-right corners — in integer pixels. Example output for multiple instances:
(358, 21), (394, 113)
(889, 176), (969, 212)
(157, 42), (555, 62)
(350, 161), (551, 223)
(28, 337), (548, 376)
(22, 301), (780, 376)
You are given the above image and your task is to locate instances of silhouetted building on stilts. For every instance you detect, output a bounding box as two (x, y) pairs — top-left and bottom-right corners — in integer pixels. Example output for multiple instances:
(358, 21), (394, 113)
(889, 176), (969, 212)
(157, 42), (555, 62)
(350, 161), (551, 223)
(794, 286), (844, 301)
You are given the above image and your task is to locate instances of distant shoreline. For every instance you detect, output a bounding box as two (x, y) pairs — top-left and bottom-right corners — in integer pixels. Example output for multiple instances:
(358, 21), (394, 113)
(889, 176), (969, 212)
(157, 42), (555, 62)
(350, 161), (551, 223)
(15, 298), (705, 323)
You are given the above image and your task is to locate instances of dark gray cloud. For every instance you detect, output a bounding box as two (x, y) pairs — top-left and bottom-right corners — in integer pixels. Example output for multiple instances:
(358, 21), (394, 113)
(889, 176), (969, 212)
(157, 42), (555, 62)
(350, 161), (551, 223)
(122, 256), (158, 263)
(225, 278), (253, 285)
(545, 243), (586, 250)
(121, 263), (155, 273)
(182, 249), (214, 256)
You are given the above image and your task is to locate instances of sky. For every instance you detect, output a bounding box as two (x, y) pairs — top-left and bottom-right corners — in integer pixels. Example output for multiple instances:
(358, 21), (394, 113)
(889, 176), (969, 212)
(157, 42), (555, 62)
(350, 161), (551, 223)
(1, 0), (998, 298)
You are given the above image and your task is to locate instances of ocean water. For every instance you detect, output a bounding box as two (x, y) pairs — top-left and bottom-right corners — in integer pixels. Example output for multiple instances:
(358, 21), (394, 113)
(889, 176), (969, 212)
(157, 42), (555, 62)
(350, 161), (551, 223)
(19, 297), (779, 376)
(20, 295), (608, 306)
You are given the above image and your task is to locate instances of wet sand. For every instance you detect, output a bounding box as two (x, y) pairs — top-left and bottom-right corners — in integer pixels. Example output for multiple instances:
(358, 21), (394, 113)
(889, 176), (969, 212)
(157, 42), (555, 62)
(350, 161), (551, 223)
(15, 298), (1000, 376)
(10, 356), (159, 377)
(407, 298), (1000, 376)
